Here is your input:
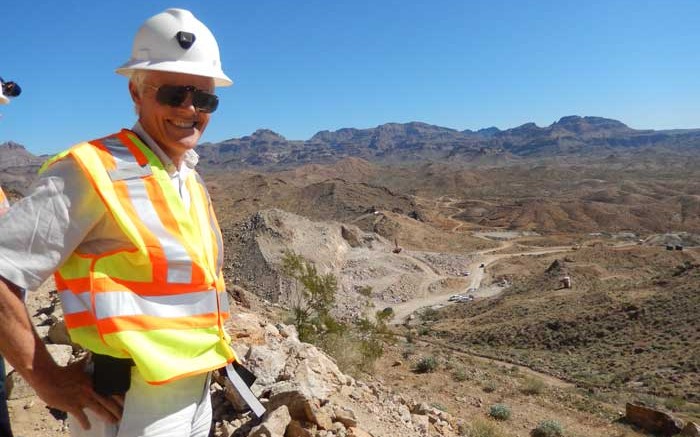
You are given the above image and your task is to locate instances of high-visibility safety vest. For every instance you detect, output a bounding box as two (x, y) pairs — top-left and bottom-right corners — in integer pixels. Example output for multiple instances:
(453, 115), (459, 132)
(39, 129), (237, 384)
(0, 185), (9, 213)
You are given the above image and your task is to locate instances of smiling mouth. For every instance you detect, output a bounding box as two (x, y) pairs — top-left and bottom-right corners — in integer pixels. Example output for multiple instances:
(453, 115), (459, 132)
(169, 119), (197, 129)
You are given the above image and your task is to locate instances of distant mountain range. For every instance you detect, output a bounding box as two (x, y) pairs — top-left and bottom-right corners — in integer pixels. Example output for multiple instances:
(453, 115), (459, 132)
(195, 116), (700, 169)
(3, 116), (700, 171)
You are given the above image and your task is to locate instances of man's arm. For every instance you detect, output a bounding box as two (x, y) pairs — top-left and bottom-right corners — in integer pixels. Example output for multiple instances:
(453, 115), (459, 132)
(0, 277), (122, 430)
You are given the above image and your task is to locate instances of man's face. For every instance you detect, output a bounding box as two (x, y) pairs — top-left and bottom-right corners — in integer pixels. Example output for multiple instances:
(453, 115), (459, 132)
(130, 70), (215, 161)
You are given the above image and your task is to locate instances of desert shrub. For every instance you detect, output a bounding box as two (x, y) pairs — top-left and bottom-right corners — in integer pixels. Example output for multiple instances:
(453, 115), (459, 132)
(663, 396), (686, 411)
(453, 367), (468, 382)
(482, 380), (497, 393)
(281, 251), (387, 373)
(405, 330), (415, 343)
(531, 420), (564, 437)
(420, 307), (440, 321)
(520, 376), (547, 395)
(414, 356), (438, 373)
(357, 285), (373, 297)
(431, 402), (447, 412)
(464, 418), (506, 437)
(281, 251), (337, 342)
(417, 326), (430, 336)
(489, 404), (511, 421)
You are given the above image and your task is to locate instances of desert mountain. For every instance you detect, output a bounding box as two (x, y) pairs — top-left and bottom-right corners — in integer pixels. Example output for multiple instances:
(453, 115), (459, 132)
(193, 116), (700, 169)
(5, 116), (700, 174)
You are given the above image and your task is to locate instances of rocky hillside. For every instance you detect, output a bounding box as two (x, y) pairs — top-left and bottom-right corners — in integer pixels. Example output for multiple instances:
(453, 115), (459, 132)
(430, 245), (700, 404)
(6, 280), (468, 437)
(223, 209), (490, 320)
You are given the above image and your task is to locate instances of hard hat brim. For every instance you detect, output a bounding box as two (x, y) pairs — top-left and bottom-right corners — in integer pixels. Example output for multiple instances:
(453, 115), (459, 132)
(116, 61), (233, 87)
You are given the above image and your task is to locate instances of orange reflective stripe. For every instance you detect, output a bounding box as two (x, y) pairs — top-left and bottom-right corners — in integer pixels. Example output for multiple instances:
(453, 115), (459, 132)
(112, 178), (169, 281)
(64, 311), (96, 329)
(61, 276), (217, 295)
(141, 174), (200, 284)
(97, 313), (228, 334)
(118, 130), (149, 166)
(0, 186), (8, 210)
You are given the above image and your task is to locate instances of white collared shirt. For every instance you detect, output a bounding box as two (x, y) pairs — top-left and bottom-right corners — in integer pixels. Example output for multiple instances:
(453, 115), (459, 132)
(0, 127), (201, 291)
(132, 122), (199, 210)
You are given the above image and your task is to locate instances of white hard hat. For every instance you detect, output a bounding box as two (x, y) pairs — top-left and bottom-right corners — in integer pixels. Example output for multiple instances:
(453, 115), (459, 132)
(116, 8), (232, 87)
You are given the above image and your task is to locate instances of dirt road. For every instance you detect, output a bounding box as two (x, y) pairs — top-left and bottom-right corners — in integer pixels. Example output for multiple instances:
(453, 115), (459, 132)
(389, 245), (573, 324)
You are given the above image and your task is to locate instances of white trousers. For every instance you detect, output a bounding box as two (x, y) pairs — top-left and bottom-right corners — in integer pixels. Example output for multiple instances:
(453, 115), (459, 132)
(69, 368), (211, 437)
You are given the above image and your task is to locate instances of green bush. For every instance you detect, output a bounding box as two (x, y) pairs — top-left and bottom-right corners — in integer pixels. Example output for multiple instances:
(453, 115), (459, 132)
(464, 418), (506, 437)
(482, 380), (497, 393)
(420, 307), (440, 321)
(414, 356), (438, 373)
(489, 404), (511, 421)
(520, 376), (547, 395)
(357, 285), (373, 297)
(531, 420), (564, 437)
(663, 396), (686, 412)
(453, 367), (468, 382)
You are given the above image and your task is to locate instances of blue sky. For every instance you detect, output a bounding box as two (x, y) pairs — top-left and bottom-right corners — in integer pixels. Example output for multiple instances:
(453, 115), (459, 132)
(2, 0), (699, 155)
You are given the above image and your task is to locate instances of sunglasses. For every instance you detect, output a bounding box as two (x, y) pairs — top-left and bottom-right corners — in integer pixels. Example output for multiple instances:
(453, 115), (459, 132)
(145, 84), (219, 113)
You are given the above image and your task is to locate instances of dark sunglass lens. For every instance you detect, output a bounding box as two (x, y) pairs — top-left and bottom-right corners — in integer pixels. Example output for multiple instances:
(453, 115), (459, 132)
(156, 85), (188, 107)
(193, 91), (219, 113)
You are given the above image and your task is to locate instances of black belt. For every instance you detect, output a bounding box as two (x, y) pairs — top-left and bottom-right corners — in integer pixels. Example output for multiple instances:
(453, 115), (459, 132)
(92, 354), (134, 396)
(91, 354), (266, 418)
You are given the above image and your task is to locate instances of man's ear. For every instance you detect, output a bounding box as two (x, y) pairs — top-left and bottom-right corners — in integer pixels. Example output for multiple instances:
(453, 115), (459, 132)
(129, 81), (142, 116)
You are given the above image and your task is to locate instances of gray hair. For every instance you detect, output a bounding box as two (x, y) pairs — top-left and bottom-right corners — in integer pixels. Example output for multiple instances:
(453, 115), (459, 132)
(129, 70), (148, 116)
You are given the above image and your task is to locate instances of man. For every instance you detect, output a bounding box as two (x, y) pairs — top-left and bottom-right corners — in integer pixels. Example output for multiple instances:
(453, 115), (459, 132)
(0, 74), (21, 437)
(0, 9), (241, 437)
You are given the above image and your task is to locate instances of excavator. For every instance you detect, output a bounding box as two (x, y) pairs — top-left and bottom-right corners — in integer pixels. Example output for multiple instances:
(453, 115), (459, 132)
(392, 237), (402, 254)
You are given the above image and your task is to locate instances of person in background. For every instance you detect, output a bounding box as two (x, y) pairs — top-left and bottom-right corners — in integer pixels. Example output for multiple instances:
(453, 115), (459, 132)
(0, 73), (21, 437)
(0, 185), (9, 214)
(0, 9), (259, 437)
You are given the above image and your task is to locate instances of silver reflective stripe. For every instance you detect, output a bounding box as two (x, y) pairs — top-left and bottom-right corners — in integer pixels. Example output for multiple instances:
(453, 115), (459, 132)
(225, 363), (266, 418)
(219, 290), (229, 310)
(195, 174), (224, 276)
(109, 165), (152, 181)
(59, 290), (91, 315)
(94, 290), (219, 319)
(210, 211), (224, 275)
(102, 138), (192, 284)
(125, 178), (193, 283)
(104, 138), (152, 180)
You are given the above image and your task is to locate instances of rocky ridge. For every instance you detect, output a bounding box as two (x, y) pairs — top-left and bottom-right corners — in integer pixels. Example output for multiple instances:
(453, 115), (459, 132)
(6, 280), (465, 437)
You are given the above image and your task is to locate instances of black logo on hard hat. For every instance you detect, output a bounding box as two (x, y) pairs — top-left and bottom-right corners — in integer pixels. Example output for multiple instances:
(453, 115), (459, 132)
(0, 78), (21, 97)
(176, 31), (196, 49)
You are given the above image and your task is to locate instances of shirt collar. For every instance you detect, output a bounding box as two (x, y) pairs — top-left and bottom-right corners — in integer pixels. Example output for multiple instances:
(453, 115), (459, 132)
(131, 122), (200, 176)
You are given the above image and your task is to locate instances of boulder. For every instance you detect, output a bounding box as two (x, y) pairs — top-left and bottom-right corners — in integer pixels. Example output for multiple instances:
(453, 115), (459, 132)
(249, 405), (291, 437)
(333, 406), (358, 428)
(681, 421), (700, 437)
(625, 403), (684, 436)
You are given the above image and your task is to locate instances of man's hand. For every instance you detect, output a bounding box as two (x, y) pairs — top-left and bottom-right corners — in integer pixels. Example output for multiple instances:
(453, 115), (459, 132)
(0, 278), (122, 430)
(31, 357), (123, 430)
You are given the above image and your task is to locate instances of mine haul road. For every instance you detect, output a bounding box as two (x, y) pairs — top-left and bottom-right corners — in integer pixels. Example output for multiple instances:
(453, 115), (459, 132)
(388, 245), (574, 324)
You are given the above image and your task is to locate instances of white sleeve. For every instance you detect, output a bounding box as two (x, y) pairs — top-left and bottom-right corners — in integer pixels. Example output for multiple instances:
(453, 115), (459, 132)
(0, 156), (105, 291)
